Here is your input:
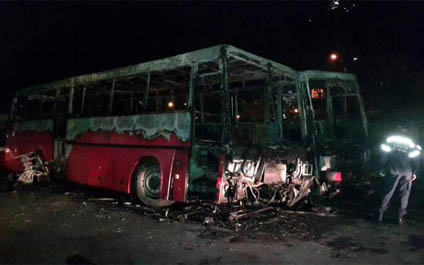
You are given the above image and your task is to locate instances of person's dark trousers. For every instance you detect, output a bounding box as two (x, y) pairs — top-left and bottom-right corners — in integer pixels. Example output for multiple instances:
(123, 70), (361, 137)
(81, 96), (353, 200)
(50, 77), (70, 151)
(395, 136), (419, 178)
(379, 173), (412, 217)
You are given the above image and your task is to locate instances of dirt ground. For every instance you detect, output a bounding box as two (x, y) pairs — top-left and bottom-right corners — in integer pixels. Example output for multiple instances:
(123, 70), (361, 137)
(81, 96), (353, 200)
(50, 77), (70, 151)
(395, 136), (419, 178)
(1, 180), (424, 265)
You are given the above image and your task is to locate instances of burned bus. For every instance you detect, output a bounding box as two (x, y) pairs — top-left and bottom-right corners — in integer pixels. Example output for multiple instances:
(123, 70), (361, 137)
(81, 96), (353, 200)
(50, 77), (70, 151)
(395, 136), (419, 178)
(215, 70), (368, 206)
(298, 71), (368, 177)
(2, 45), (368, 207)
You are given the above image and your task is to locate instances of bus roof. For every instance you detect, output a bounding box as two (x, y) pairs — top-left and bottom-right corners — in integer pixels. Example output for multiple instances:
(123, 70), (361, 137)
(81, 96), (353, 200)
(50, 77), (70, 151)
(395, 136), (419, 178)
(17, 44), (297, 97)
(298, 70), (358, 81)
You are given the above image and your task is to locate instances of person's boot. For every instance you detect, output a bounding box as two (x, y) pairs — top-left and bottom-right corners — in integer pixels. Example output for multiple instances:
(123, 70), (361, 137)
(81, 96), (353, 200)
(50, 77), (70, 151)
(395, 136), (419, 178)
(378, 212), (383, 223)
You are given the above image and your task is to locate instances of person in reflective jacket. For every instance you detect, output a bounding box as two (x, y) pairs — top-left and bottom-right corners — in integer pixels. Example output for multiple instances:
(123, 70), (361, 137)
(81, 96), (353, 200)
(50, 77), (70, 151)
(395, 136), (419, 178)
(378, 125), (421, 224)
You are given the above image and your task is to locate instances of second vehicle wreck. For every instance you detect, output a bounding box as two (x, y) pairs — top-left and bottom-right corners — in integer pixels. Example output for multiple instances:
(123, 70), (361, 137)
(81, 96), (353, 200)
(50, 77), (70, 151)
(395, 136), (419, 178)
(215, 70), (368, 206)
(2, 44), (368, 207)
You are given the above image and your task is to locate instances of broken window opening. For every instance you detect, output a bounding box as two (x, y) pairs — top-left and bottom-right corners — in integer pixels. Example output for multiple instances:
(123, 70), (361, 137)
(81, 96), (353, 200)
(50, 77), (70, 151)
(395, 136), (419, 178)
(71, 86), (85, 117)
(14, 89), (59, 121)
(194, 86), (223, 142)
(306, 76), (366, 143)
(67, 67), (192, 118)
(236, 86), (265, 123)
(15, 97), (40, 121)
(308, 80), (328, 121)
(39, 100), (55, 119)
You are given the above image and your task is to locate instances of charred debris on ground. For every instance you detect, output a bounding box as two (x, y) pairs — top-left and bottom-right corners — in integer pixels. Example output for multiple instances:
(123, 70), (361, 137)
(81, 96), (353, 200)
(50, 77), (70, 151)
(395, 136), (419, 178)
(1, 179), (341, 242)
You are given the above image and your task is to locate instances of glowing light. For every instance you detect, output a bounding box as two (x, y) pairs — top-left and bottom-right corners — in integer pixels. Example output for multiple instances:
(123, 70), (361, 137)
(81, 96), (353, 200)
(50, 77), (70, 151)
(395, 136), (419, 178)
(167, 102), (174, 108)
(236, 114), (240, 119)
(184, 102), (188, 106)
(386, 135), (415, 148)
(409, 150), (420, 158)
(175, 174), (180, 180)
(330, 53), (338, 61)
(353, 57), (358, 61)
(381, 144), (392, 153)
(294, 108), (299, 113)
(330, 0), (340, 10)
(312, 88), (325, 99)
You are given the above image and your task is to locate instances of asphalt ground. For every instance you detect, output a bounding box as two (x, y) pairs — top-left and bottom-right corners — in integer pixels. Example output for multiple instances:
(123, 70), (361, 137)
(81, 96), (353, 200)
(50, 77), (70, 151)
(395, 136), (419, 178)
(1, 180), (424, 264)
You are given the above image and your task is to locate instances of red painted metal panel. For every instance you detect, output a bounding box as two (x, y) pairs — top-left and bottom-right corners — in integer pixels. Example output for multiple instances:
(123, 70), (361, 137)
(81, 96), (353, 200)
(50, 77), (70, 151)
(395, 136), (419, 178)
(66, 131), (190, 202)
(171, 150), (190, 202)
(3, 132), (54, 173)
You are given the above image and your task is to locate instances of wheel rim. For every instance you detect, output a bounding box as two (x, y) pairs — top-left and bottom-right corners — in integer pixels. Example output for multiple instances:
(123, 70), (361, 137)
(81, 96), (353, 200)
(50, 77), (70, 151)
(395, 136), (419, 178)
(135, 162), (174, 207)
(143, 167), (161, 199)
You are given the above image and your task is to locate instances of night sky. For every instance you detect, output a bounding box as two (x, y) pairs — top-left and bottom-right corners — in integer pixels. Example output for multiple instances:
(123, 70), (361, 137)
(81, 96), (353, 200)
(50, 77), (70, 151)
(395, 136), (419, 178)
(1, 1), (424, 110)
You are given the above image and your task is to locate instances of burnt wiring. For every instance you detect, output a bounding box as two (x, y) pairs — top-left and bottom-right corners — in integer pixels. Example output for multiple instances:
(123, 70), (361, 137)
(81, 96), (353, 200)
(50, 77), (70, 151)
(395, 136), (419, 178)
(221, 151), (315, 207)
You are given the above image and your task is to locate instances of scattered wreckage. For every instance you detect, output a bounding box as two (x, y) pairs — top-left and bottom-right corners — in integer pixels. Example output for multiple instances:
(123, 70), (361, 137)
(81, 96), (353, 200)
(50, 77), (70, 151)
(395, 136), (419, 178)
(4, 151), (50, 184)
(16, 151), (49, 184)
(2, 44), (368, 208)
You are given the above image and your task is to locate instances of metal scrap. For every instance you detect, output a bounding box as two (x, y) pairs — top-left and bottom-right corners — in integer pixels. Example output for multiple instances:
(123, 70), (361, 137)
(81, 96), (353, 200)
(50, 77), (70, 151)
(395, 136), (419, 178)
(278, 209), (337, 217)
(228, 206), (275, 221)
(16, 152), (49, 184)
(87, 198), (115, 202)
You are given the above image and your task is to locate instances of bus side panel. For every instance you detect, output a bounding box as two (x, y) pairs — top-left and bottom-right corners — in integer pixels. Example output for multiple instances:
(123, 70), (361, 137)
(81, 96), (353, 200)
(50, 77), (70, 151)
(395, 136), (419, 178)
(66, 132), (190, 202)
(171, 149), (190, 202)
(4, 131), (54, 173)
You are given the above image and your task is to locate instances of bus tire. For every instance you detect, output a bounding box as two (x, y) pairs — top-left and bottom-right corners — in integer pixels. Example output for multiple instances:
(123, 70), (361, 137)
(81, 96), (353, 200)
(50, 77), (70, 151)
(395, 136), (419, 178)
(134, 160), (174, 207)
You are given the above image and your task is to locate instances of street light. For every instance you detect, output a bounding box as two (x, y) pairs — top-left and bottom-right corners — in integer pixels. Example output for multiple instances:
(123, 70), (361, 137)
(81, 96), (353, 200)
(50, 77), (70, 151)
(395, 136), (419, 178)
(330, 53), (338, 61)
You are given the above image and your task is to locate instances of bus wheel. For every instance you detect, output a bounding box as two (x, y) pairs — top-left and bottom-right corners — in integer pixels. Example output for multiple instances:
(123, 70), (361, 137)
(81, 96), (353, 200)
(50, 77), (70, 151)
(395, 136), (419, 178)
(134, 161), (174, 207)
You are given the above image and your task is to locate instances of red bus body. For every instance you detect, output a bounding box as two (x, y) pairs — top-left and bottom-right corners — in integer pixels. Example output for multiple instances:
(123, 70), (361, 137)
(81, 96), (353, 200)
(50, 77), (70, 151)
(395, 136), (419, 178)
(4, 113), (191, 203)
(65, 113), (191, 202)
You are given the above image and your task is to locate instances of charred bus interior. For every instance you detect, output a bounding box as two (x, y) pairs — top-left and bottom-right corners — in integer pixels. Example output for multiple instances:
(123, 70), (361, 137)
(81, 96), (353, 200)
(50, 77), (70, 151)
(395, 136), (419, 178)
(299, 71), (369, 178)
